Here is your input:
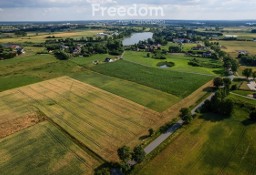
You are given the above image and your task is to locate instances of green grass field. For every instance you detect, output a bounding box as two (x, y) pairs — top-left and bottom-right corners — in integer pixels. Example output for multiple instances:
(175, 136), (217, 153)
(91, 60), (213, 98)
(0, 121), (100, 175)
(161, 42), (198, 51)
(123, 51), (223, 75)
(135, 104), (256, 175)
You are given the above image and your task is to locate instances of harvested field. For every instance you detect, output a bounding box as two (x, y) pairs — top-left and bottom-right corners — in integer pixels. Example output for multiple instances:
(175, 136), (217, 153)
(0, 113), (45, 138)
(0, 121), (100, 175)
(0, 76), (161, 161)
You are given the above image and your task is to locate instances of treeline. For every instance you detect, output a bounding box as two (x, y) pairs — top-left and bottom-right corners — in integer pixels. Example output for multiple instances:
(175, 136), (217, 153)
(0, 45), (16, 59)
(45, 37), (124, 59)
(240, 55), (256, 66)
(251, 29), (256, 33)
(202, 78), (234, 116)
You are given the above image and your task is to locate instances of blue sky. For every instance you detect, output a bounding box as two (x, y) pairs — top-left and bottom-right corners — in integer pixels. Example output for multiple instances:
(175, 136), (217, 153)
(0, 0), (255, 21)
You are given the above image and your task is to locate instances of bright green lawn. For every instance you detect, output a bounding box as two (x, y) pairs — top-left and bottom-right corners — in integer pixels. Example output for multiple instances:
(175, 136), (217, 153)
(91, 60), (213, 98)
(135, 105), (256, 175)
(123, 51), (223, 75)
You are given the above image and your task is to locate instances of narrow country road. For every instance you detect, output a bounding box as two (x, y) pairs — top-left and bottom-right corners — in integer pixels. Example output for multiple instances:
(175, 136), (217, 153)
(144, 120), (184, 154)
(230, 92), (256, 101)
(144, 92), (215, 155)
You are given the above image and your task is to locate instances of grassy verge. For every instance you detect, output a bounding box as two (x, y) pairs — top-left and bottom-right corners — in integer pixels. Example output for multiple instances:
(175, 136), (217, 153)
(135, 106), (256, 175)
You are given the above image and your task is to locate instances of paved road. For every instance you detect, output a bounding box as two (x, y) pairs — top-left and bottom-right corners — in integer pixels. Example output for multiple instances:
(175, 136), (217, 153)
(144, 120), (184, 154)
(230, 92), (256, 101)
(144, 92), (215, 155)
(191, 92), (215, 115)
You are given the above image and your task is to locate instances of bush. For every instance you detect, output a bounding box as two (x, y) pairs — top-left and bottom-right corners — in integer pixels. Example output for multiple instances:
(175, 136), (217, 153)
(54, 51), (69, 60)
(249, 111), (256, 121)
(132, 146), (146, 163)
(231, 84), (238, 91)
(95, 168), (110, 175)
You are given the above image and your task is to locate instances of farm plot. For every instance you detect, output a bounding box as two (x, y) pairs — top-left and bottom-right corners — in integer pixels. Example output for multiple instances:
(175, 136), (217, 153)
(0, 121), (99, 175)
(91, 60), (213, 98)
(136, 107), (256, 175)
(0, 76), (161, 161)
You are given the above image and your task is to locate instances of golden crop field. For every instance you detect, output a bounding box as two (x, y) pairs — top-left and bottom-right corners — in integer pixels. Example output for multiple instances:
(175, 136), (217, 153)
(0, 76), (161, 161)
(0, 30), (104, 43)
(218, 40), (256, 57)
(0, 121), (100, 175)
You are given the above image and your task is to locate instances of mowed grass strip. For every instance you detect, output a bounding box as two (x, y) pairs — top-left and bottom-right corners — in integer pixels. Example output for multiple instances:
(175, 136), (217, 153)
(1, 76), (162, 161)
(91, 60), (213, 98)
(0, 121), (99, 175)
(136, 108), (256, 175)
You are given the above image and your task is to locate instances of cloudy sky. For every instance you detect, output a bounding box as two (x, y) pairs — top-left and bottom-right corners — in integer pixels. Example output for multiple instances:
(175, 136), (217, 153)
(0, 0), (255, 21)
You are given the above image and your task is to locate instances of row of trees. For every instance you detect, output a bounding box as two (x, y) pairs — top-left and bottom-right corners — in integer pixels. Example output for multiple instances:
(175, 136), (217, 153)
(240, 55), (256, 66)
(117, 145), (146, 173)
(242, 68), (256, 79)
(0, 45), (17, 59)
(202, 77), (234, 116)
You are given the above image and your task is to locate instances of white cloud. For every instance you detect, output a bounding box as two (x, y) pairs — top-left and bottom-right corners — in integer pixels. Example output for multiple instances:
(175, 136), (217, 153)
(0, 0), (255, 21)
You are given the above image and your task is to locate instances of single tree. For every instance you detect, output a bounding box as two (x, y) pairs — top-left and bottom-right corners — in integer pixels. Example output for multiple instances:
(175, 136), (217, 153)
(180, 108), (193, 123)
(220, 99), (234, 116)
(132, 146), (146, 163)
(148, 128), (154, 137)
(223, 78), (231, 88)
(242, 68), (252, 79)
(213, 77), (224, 88)
(117, 146), (131, 162)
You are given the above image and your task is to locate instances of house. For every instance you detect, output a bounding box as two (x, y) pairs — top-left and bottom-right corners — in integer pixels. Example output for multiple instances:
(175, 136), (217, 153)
(192, 44), (205, 50)
(96, 32), (109, 38)
(173, 38), (190, 43)
(72, 46), (81, 55)
(203, 51), (212, 57)
(224, 35), (237, 39)
(3, 44), (25, 54)
(238, 50), (248, 55)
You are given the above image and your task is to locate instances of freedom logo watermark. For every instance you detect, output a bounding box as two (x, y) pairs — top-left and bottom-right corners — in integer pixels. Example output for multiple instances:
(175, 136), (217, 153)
(87, 0), (165, 18)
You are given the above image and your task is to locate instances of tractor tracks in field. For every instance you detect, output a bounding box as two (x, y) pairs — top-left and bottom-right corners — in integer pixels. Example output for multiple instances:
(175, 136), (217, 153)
(17, 88), (106, 165)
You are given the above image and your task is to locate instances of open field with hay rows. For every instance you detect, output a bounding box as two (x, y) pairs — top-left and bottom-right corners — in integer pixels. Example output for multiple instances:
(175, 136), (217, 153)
(0, 76), (161, 161)
(0, 30), (104, 44)
(218, 40), (256, 57)
(0, 121), (100, 175)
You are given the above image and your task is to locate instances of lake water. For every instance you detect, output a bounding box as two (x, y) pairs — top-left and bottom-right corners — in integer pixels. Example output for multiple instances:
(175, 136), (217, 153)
(122, 32), (153, 46)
